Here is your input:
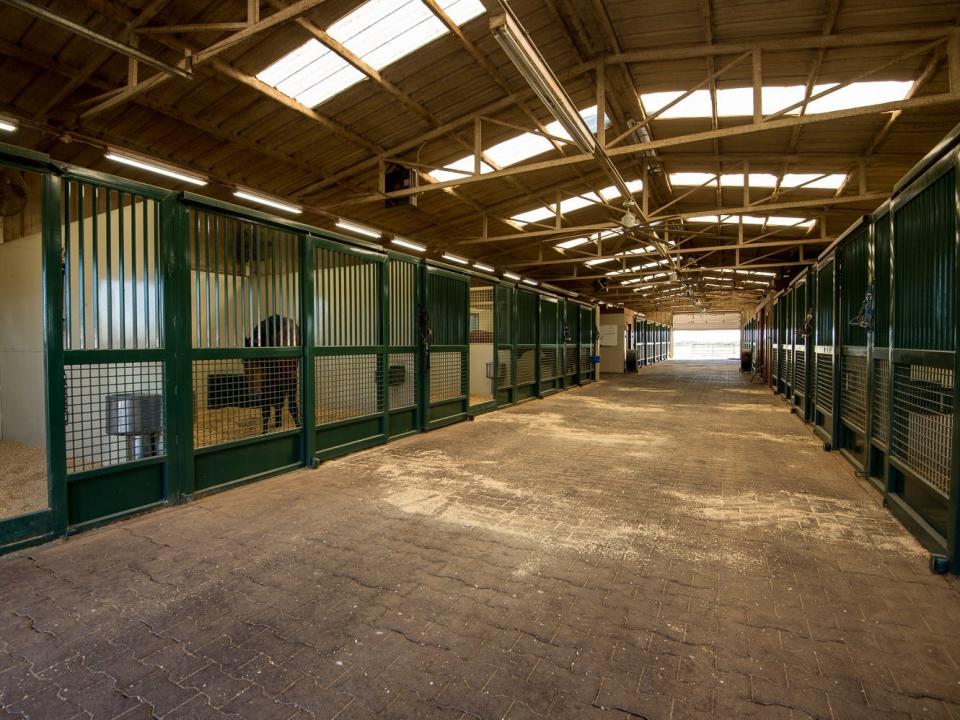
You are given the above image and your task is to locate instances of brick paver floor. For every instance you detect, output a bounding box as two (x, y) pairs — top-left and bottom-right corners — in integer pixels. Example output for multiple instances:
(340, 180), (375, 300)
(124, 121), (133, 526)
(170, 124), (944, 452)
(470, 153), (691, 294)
(2, 361), (959, 719)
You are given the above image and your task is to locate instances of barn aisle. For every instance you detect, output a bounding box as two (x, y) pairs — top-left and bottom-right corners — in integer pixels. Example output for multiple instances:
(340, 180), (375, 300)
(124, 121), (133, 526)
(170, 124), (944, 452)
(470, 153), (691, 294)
(1, 362), (958, 719)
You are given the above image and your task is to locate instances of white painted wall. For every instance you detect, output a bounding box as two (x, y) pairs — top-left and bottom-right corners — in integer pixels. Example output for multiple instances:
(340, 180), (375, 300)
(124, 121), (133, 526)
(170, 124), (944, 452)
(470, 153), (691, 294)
(0, 195), (46, 449)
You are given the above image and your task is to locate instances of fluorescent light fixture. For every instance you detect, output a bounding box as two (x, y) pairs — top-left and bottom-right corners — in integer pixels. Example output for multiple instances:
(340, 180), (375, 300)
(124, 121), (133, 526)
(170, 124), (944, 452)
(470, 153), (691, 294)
(105, 150), (207, 186)
(336, 219), (381, 239)
(503, 271), (521, 281)
(521, 278), (538, 286)
(442, 253), (469, 265)
(473, 262), (495, 272)
(234, 187), (302, 214)
(392, 237), (426, 252)
(0, 118), (17, 133)
(491, 11), (596, 155)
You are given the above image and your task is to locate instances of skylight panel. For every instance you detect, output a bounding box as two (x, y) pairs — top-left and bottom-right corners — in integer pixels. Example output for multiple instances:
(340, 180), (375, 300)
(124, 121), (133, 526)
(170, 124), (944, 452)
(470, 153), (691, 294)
(509, 193), (602, 225)
(781, 173), (847, 189)
(804, 81), (913, 113)
(555, 237), (591, 249)
(598, 179), (643, 201)
(719, 173), (778, 188)
(428, 155), (494, 183)
(670, 172), (716, 187)
(687, 214), (811, 227)
(641, 81), (914, 119)
(257, 0), (485, 108)
(485, 133), (554, 167)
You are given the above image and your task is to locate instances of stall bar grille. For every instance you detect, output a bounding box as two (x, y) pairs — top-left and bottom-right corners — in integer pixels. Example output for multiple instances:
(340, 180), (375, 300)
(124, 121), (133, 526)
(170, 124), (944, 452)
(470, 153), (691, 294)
(517, 347), (536, 385)
(891, 364), (953, 498)
(794, 350), (806, 395)
(193, 357), (301, 448)
(580, 347), (592, 379)
(65, 362), (165, 473)
(772, 344), (779, 379)
(315, 354), (382, 426)
(778, 348), (786, 382)
(816, 353), (833, 412)
(429, 351), (466, 403)
(785, 349), (793, 386)
(497, 348), (513, 389)
(564, 346), (577, 376)
(387, 352), (416, 411)
(541, 347), (559, 381)
(840, 354), (868, 433)
(872, 358), (890, 446)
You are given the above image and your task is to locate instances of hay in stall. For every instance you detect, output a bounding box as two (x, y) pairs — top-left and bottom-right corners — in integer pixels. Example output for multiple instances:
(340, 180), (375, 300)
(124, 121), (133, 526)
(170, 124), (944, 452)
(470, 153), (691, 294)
(0, 440), (48, 518)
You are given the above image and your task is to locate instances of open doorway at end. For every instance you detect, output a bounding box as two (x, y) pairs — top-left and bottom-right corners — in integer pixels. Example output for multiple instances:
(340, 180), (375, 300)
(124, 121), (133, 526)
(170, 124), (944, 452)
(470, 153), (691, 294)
(672, 312), (742, 361)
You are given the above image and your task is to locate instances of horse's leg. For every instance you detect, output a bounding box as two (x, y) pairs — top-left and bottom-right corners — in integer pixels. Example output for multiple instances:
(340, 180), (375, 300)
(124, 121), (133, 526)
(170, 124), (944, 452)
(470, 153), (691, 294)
(274, 401), (282, 428)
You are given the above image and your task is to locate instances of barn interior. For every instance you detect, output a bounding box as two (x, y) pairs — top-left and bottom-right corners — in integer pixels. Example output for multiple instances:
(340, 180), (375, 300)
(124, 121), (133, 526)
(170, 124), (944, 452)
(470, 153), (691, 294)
(2, 1), (960, 718)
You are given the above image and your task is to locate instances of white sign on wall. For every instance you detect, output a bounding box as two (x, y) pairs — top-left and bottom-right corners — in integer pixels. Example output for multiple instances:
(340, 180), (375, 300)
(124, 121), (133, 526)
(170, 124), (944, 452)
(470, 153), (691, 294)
(599, 324), (618, 347)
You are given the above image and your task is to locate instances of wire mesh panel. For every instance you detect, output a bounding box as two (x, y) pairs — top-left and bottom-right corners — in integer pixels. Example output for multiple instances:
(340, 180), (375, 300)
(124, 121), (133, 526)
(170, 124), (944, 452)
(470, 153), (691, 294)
(840, 355), (868, 433)
(65, 362), (165, 472)
(429, 352), (466, 403)
(873, 358), (891, 447)
(193, 357), (301, 448)
(388, 352), (416, 410)
(816, 353), (833, 413)
(315, 354), (382, 425)
(891, 364), (953, 498)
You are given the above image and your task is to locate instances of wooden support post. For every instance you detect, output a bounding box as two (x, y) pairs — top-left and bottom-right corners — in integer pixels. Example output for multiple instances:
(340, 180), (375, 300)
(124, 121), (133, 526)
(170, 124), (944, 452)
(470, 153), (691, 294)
(248, 0), (260, 25)
(950, 30), (960, 95)
(128, 33), (138, 86)
(473, 116), (482, 176)
(596, 62), (606, 148)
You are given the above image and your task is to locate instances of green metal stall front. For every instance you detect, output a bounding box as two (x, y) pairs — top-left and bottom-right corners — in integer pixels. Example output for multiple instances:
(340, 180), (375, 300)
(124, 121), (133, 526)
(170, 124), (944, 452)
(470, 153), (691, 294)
(516, 290), (539, 399)
(791, 273), (812, 420)
(579, 304), (595, 382)
(814, 256), (838, 447)
(887, 156), (957, 561)
(868, 207), (892, 487)
(494, 283), (516, 406)
(838, 224), (871, 469)
(539, 296), (561, 394)
(424, 266), (469, 430)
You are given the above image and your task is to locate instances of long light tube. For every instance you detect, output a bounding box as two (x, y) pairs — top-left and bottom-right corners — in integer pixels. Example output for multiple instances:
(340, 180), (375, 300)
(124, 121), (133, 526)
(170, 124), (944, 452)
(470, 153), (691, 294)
(442, 253), (469, 265)
(392, 237), (426, 252)
(105, 150), (207, 186)
(234, 187), (302, 214)
(336, 219), (381, 239)
(0, 118), (17, 133)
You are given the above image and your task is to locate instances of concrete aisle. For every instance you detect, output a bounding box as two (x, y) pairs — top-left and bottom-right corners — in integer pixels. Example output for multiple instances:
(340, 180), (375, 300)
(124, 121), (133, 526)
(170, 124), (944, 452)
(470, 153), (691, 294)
(1, 362), (958, 719)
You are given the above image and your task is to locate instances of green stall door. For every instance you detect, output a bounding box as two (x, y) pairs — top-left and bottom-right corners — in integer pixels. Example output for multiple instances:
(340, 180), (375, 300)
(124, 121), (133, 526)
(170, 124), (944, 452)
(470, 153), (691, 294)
(424, 266), (469, 429)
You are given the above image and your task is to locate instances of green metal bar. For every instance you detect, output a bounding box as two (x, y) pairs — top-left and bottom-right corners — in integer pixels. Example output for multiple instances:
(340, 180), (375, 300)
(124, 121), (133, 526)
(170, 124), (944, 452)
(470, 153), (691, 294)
(105, 189), (112, 348)
(92, 185), (100, 350)
(301, 234), (316, 462)
(950, 158), (960, 572)
(64, 349), (166, 363)
(63, 181), (71, 351)
(213, 213), (221, 348)
(77, 182), (85, 350)
(43, 171), (68, 538)
(131, 195), (139, 350)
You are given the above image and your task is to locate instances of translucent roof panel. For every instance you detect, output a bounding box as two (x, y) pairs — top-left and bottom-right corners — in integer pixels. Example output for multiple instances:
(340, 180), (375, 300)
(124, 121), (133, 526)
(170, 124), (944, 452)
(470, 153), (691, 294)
(598, 179), (643, 201)
(781, 173), (847, 189)
(257, 0), (485, 108)
(429, 106), (608, 182)
(509, 193), (602, 225)
(687, 214), (816, 228)
(428, 155), (493, 183)
(555, 237), (591, 249)
(642, 82), (913, 119)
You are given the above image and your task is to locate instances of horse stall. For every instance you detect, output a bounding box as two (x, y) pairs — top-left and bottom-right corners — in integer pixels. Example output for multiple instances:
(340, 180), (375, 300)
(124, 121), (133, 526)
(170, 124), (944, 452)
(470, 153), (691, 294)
(868, 204), (892, 489)
(885, 143), (958, 562)
(187, 203), (304, 491)
(0, 163), (52, 546)
(578, 303), (595, 382)
(516, 289), (538, 400)
(814, 254), (839, 449)
(790, 271), (813, 420)
(424, 264), (469, 430)
(468, 278), (495, 411)
(387, 253), (421, 439)
(494, 283), (516, 407)
(837, 220), (871, 469)
(561, 299), (577, 388)
(538, 295), (561, 395)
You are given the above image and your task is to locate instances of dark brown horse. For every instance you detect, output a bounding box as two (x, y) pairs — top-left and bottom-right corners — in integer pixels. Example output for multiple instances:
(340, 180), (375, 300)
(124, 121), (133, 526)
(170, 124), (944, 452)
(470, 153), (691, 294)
(244, 315), (300, 434)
